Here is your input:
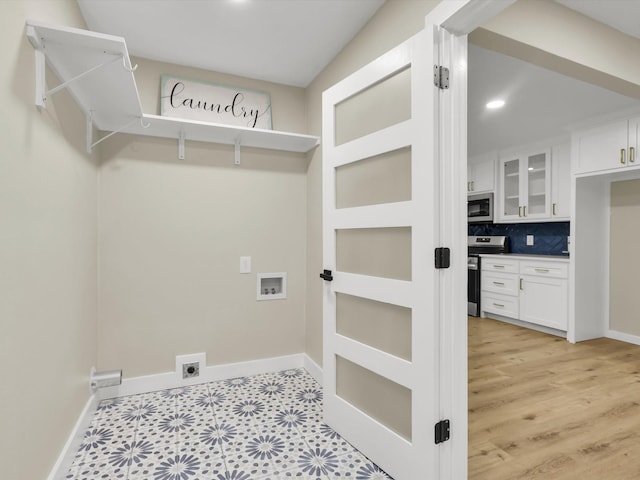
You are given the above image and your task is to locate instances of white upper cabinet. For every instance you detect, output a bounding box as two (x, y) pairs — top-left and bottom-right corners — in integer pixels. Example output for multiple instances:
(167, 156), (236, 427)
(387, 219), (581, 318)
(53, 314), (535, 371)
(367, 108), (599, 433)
(497, 149), (551, 222)
(573, 117), (639, 175)
(551, 143), (571, 220)
(467, 152), (496, 193)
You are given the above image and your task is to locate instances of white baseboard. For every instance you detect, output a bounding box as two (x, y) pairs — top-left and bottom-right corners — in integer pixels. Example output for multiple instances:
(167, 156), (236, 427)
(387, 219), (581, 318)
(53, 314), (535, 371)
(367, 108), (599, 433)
(100, 352), (321, 399)
(48, 393), (98, 480)
(481, 313), (567, 339)
(607, 329), (640, 346)
(49, 352), (324, 480)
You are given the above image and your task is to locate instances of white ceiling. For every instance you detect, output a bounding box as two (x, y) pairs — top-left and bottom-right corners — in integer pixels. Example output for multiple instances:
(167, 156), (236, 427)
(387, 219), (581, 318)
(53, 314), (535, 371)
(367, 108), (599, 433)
(76, 0), (640, 90)
(77, 0), (640, 155)
(77, 0), (385, 88)
(467, 0), (640, 156)
(468, 44), (640, 156)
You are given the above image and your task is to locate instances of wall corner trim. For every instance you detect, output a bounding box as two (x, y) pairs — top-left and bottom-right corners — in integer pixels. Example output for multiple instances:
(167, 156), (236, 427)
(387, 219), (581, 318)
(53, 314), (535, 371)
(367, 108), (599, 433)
(47, 394), (99, 480)
(303, 354), (323, 385)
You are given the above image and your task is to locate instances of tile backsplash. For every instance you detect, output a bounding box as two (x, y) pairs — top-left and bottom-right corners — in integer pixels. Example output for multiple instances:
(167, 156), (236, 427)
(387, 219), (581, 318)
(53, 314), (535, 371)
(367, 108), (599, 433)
(468, 222), (570, 256)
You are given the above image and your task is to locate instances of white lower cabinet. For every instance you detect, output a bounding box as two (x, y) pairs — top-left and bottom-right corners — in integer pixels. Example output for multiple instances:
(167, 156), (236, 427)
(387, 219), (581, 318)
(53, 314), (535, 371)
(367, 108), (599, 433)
(520, 275), (568, 330)
(481, 257), (519, 318)
(481, 255), (569, 332)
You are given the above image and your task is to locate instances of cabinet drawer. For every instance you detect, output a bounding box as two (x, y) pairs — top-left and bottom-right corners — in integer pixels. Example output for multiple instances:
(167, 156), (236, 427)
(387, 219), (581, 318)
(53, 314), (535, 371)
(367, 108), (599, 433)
(482, 272), (519, 296)
(481, 257), (519, 274)
(482, 292), (519, 319)
(520, 261), (568, 278)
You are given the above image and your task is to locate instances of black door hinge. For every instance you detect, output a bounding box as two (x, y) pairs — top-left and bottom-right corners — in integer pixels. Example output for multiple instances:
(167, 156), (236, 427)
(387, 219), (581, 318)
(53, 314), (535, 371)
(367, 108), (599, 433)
(319, 269), (333, 281)
(433, 65), (450, 90)
(434, 247), (450, 269)
(435, 419), (450, 444)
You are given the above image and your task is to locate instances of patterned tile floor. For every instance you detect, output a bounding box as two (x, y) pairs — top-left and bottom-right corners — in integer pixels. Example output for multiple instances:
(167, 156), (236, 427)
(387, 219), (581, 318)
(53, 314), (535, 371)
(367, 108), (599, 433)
(66, 368), (392, 480)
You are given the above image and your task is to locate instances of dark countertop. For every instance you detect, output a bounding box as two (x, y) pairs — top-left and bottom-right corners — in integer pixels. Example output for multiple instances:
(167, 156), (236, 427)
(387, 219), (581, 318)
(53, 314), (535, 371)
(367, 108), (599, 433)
(480, 253), (569, 261)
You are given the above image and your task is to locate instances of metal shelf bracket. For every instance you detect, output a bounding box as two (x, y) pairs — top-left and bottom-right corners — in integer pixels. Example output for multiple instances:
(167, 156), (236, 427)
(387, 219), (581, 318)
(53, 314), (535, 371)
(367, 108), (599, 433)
(235, 140), (241, 165)
(27, 25), (124, 109)
(86, 112), (143, 154)
(178, 131), (186, 160)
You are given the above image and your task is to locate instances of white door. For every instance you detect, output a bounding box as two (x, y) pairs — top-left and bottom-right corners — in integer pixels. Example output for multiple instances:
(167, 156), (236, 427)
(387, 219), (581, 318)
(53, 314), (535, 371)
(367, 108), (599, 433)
(321, 26), (449, 479)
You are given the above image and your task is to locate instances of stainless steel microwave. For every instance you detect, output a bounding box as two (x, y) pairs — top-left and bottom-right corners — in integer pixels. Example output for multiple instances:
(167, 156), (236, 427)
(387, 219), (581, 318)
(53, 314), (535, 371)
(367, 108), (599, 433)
(468, 193), (494, 223)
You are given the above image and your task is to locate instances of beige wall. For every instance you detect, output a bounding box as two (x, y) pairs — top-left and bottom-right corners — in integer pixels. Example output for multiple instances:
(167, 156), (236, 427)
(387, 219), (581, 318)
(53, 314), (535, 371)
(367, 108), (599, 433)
(0, 1), (98, 479)
(133, 57), (308, 134)
(610, 180), (640, 336)
(98, 61), (309, 377)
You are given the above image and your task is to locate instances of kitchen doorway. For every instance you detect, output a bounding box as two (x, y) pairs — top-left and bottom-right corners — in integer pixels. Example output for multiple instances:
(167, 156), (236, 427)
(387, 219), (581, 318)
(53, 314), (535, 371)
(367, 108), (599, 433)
(466, 18), (640, 479)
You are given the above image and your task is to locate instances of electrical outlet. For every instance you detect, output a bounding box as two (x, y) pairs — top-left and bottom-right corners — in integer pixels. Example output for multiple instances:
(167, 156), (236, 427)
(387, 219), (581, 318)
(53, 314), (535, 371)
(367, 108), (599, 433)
(176, 352), (205, 380)
(526, 235), (534, 246)
(182, 362), (199, 379)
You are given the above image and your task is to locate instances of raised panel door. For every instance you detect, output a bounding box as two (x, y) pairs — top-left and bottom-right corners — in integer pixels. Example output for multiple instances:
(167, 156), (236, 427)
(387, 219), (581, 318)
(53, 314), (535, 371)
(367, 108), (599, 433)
(468, 153), (495, 193)
(520, 276), (568, 331)
(574, 120), (629, 174)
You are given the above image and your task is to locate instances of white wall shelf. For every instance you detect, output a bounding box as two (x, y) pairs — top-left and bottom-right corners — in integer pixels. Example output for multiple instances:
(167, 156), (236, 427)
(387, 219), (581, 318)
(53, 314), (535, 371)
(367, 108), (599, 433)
(126, 114), (320, 154)
(25, 21), (320, 159)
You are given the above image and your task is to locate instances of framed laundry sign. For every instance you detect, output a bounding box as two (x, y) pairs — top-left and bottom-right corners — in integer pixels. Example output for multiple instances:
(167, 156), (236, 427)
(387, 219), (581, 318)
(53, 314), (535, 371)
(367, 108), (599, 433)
(160, 75), (272, 129)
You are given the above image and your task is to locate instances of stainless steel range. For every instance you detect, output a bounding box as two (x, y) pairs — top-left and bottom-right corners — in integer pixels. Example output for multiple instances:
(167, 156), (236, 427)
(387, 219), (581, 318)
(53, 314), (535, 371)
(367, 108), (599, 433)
(468, 235), (509, 316)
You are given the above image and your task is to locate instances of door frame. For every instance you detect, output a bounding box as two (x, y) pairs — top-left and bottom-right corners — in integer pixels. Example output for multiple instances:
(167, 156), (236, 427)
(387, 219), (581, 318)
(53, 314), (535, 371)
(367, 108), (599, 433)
(423, 1), (517, 478)
(406, 0), (640, 477)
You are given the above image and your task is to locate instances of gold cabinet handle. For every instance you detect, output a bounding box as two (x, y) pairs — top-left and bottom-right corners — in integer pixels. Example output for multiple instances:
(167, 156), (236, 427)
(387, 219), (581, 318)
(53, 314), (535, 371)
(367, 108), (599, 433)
(621, 148), (626, 164)
(552, 203), (557, 216)
(518, 206), (522, 217)
(493, 281), (505, 286)
(467, 182), (470, 191)
(631, 147), (635, 163)
(494, 264), (505, 269)
(534, 268), (550, 273)
(520, 278), (524, 290)
(493, 302), (505, 308)
(523, 205), (527, 217)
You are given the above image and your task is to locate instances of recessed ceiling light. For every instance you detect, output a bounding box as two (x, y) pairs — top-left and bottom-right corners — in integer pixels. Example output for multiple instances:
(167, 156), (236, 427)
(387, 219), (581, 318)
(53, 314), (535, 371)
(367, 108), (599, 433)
(486, 99), (505, 110)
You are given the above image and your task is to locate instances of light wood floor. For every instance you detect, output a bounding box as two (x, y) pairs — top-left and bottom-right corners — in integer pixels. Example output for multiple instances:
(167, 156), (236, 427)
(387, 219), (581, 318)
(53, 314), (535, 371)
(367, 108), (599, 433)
(469, 316), (640, 479)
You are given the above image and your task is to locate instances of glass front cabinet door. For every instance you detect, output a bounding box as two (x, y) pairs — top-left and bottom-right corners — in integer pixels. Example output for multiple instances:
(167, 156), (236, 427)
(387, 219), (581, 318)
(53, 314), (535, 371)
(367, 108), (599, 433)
(502, 157), (520, 218)
(498, 150), (550, 222)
